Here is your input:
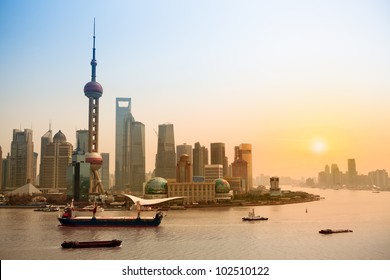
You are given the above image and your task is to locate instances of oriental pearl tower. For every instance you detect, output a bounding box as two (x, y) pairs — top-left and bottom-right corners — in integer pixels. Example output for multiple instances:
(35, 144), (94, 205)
(84, 20), (104, 194)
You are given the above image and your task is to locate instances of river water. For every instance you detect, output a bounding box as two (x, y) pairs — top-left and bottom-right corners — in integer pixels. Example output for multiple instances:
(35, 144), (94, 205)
(1, 187), (389, 260)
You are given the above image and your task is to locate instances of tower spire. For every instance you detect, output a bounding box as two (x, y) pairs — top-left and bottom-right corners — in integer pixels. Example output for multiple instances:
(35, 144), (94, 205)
(91, 18), (97, 82)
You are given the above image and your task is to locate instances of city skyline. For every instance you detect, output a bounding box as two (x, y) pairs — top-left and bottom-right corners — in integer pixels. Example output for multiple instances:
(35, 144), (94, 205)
(1, 1), (390, 179)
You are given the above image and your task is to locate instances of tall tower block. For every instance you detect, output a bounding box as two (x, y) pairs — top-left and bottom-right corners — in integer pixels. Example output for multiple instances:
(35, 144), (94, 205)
(84, 20), (104, 194)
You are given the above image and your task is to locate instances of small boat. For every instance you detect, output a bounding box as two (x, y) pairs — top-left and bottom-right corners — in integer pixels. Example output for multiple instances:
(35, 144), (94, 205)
(319, 229), (353, 234)
(61, 239), (122, 249)
(242, 209), (268, 221)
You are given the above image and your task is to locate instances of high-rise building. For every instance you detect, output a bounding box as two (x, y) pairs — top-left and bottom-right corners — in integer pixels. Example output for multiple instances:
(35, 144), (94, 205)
(40, 130), (72, 191)
(155, 123), (176, 179)
(83, 20), (104, 194)
(331, 164), (341, 186)
(176, 154), (192, 182)
(100, 153), (110, 189)
(115, 97), (133, 190)
(76, 129), (89, 154)
(193, 142), (208, 177)
(204, 164), (223, 181)
(39, 128), (52, 186)
(231, 158), (248, 192)
(347, 159), (357, 186)
(129, 121), (145, 194)
(114, 98), (145, 193)
(10, 129), (35, 188)
(2, 154), (11, 190)
(210, 142), (228, 176)
(232, 143), (252, 192)
(176, 143), (192, 164)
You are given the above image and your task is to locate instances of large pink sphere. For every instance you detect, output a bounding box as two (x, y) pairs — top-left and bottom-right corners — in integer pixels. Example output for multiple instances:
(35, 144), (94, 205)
(85, 152), (103, 170)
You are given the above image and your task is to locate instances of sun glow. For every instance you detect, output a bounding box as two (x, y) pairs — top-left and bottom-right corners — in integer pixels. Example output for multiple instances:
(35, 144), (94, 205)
(310, 139), (327, 154)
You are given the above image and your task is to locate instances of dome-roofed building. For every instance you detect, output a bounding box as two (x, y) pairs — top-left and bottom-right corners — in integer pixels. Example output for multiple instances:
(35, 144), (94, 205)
(53, 130), (67, 143)
(144, 177), (168, 198)
(214, 178), (230, 193)
(214, 178), (233, 201)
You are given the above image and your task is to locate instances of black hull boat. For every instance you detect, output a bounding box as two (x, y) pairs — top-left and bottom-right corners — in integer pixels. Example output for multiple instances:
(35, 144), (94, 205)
(58, 211), (164, 227)
(319, 229), (353, 234)
(61, 239), (122, 248)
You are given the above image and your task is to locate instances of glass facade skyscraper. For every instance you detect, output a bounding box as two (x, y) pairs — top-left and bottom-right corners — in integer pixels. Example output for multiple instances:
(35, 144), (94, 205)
(210, 142), (228, 176)
(115, 97), (145, 193)
(155, 123), (176, 179)
(115, 97), (133, 190)
(130, 121), (145, 194)
(10, 129), (36, 189)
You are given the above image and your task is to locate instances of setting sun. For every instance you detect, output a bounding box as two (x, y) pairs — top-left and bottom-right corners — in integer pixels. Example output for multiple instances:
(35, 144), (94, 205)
(310, 139), (327, 155)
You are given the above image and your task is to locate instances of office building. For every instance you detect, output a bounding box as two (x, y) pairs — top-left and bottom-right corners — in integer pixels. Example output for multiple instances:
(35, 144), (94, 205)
(232, 143), (252, 192)
(155, 123), (176, 179)
(10, 129), (36, 189)
(40, 130), (73, 191)
(115, 97), (133, 190)
(210, 142), (228, 176)
(347, 159), (358, 186)
(100, 153), (110, 189)
(176, 143), (192, 164)
(76, 129), (89, 154)
(176, 154), (192, 182)
(115, 98), (145, 193)
(129, 121), (145, 194)
(204, 164), (223, 181)
(193, 142), (208, 177)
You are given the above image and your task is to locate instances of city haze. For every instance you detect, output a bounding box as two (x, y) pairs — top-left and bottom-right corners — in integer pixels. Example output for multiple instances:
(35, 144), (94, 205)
(1, 0), (389, 180)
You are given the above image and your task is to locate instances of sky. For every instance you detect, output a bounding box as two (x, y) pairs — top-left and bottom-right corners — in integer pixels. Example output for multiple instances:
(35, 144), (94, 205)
(1, 0), (390, 180)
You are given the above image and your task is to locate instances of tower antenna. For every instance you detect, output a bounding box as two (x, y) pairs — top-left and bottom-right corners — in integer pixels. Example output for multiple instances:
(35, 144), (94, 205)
(91, 17), (97, 82)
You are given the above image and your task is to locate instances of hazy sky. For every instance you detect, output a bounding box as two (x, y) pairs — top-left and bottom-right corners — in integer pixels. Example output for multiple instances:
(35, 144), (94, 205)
(1, 0), (389, 180)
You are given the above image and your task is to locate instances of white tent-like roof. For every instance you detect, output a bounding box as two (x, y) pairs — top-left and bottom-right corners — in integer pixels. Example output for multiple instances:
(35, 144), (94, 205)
(121, 194), (183, 206)
(10, 183), (42, 195)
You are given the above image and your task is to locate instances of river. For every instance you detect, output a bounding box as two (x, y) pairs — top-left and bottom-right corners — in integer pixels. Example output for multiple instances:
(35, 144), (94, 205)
(1, 187), (389, 260)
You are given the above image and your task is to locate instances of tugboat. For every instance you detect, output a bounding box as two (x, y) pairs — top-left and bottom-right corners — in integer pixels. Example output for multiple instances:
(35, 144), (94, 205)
(242, 209), (268, 221)
(319, 229), (353, 234)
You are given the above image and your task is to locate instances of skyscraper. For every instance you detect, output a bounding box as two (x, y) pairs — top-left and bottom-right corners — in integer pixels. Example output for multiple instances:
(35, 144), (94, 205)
(76, 129), (89, 154)
(115, 97), (132, 190)
(210, 143), (228, 176)
(176, 154), (192, 182)
(100, 153), (110, 189)
(40, 130), (72, 191)
(130, 121), (145, 194)
(193, 142), (208, 177)
(39, 128), (52, 186)
(10, 129), (35, 188)
(232, 143), (253, 191)
(83, 20), (104, 194)
(347, 159), (357, 186)
(115, 98), (145, 193)
(155, 123), (176, 179)
(176, 143), (192, 164)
